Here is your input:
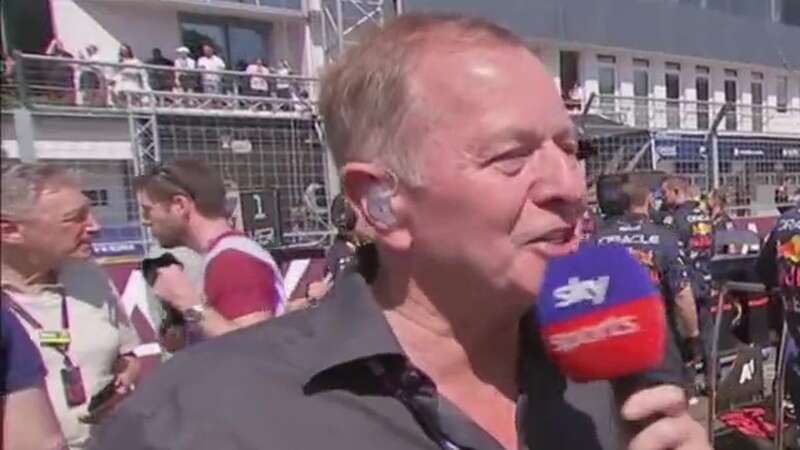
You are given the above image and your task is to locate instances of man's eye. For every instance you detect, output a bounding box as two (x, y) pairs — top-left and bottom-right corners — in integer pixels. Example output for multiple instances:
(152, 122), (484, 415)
(487, 148), (532, 175)
(562, 140), (579, 155)
(492, 157), (527, 175)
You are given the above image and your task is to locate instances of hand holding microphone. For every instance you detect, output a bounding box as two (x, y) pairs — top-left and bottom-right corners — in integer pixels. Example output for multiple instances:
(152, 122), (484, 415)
(537, 244), (710, 450)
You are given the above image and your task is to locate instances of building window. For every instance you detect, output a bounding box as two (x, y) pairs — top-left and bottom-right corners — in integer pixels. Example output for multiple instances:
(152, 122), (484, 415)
(633, 58), (650, 127)
(597, 55), (617, 114)
(696, 66), (711, 130)
(751, 74), (764, 132)
(665, 62), (681, 129)
(724, 69), (738, 130)
(777, 75), (789, 113)
(2, 0), (55, 53)
(559, 51), (581, 109)
(180, 15), (274, 69)
(777, 0), (800, 26)
(83, 189), (109, 207)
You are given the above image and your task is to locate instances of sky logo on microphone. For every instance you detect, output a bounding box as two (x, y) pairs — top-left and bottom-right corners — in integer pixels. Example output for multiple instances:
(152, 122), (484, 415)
(537, 244), (666, 381)
(553, 276), (609, 308)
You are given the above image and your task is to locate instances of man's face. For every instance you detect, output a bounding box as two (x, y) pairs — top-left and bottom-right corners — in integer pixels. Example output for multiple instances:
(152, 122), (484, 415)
(393, 44), (585, 304)
(203, 46), (213, 57)
(4, 186), (100, 267)
(661, 183), (680, 208)
(138, 191), (188, 248)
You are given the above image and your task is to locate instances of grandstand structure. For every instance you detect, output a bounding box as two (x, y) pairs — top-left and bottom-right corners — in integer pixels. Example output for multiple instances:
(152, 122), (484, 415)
(1, 0), (799, 256)
(1, 0), (391, 257)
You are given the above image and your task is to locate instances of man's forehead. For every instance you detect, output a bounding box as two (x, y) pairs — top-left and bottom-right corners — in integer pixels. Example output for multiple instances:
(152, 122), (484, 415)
(38, 186), (87, 212)
(412, 44), (570, 140)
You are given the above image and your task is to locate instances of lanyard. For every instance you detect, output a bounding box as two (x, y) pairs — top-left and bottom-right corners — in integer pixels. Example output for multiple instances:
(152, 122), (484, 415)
(1, 289), (75, 367)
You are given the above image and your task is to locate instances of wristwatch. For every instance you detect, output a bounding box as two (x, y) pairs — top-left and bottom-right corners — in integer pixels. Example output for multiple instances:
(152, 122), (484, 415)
(182, 303), (207, 324)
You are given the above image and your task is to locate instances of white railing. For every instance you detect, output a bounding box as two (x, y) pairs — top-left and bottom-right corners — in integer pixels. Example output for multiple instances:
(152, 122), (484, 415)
(581, 95), (800, 136)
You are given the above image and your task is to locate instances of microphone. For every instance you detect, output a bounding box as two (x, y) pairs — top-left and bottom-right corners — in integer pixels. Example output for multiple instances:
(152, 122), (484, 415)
(536, 243), (667, 382)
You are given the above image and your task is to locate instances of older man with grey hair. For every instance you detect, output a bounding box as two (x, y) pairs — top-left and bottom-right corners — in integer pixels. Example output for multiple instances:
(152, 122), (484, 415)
(1, 163), (142, 449)
(93, 13), (708, 450)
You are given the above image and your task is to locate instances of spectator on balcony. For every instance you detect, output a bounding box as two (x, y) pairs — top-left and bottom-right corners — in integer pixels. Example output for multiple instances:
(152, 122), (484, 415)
(197, 44), (225, 95)
(245, 57), (270, 97)
(172, 47), (196, 94)
(44, 39), (75, 105)
(275, 59), (294, 110)
(111, 44), (149, 106)
(77, 45), (105, 107)
(145, 48), (173, 92)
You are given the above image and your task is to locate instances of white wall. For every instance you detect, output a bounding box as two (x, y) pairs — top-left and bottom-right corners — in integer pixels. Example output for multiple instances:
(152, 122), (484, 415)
(51, 0), (181, 61)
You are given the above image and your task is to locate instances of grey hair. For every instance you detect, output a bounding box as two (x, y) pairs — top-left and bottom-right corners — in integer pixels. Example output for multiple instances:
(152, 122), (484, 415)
(319, 13), (528, 186)
(1, 163), (82, 217)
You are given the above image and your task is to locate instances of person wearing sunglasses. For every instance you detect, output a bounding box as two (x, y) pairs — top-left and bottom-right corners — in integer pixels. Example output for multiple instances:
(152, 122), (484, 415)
(132, 160), (286, 346)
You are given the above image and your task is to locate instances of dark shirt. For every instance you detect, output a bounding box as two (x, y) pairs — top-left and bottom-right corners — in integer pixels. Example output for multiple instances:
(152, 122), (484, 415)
(592, 213), (691, 378)
(661, 201), (714, 302)
(92, 271), (632, 450)
(1, 302), (47, 395)
(594, 213), (690, 302)
(146, 56), (174, 91)
(756, 206), (800, 345)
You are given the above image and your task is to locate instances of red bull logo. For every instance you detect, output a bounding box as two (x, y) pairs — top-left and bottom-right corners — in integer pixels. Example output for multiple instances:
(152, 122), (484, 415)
(693, 222), (713, 236)
(628, 248), (661, 284)
(780, 235), (800, 264)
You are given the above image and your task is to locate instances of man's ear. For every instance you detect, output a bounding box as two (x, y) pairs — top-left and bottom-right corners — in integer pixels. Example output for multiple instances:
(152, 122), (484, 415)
(341, 162), (412, 252)
(170, 194), (193, 218)
(0, 217), (25, 245)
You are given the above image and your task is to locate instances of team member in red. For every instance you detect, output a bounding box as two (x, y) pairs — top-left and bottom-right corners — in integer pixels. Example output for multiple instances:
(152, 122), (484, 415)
(134, 160), (285, 342)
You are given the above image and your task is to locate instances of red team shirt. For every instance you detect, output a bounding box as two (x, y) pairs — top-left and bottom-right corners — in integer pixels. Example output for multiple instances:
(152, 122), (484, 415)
(204, 231), (285, 319)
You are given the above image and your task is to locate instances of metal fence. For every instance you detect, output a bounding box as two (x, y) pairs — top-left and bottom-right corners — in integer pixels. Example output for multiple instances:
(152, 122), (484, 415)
(583, 128), (800, 216)
(589, 95), (800, 136)
(147, 114), (330, 247)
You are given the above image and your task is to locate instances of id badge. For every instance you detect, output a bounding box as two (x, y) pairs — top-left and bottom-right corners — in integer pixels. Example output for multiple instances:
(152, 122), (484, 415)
(40, 330), (71, 347)
(61, 365), (87, 407)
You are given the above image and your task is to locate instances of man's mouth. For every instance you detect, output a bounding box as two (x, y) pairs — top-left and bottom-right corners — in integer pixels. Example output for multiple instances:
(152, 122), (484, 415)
(512, 225), (580, 257)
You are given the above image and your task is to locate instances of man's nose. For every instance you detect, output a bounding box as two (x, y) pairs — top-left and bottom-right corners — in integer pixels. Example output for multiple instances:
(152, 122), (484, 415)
(85, 212), (101, 235)
(529, 142), (586, 213)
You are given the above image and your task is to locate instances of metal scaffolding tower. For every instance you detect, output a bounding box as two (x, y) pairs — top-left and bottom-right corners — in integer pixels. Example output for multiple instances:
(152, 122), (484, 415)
(320, 0), (390, 61)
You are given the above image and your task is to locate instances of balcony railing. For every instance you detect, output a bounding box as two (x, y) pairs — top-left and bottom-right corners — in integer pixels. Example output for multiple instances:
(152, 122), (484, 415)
(3, 53), (318, 117)
(582, 95), (800, 136)
(210, 0), (302, 9)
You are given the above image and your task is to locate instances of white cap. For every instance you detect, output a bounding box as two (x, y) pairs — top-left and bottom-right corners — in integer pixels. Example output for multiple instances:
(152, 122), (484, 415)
(176, 46), (190, 54)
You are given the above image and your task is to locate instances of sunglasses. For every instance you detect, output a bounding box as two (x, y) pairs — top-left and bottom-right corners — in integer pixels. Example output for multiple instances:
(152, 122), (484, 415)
(150, 166), (196, 199)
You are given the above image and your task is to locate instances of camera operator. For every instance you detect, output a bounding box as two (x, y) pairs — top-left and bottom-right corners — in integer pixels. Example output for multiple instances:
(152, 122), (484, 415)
(593, 175), (701, 398)
(133, 160), (286, 343)
(93, 14), (708, 450)
(1, 163), (141, 449)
